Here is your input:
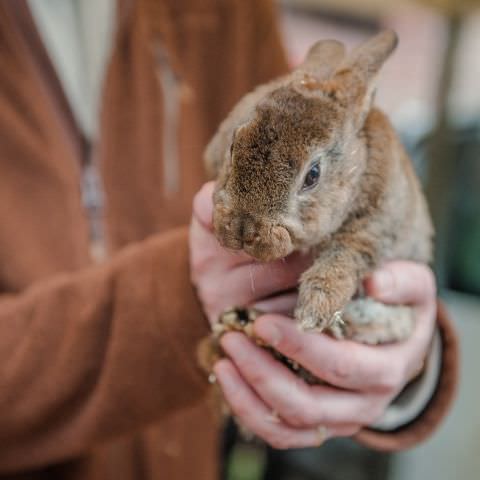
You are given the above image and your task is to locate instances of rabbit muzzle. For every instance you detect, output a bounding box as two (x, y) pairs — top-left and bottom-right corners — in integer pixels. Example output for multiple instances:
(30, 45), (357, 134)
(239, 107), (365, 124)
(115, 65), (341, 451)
(213, 207), (294, 262)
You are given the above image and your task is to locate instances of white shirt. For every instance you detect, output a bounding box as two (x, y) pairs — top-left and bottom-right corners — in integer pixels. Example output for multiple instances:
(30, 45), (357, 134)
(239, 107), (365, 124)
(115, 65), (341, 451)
(28, 0), (116, 141)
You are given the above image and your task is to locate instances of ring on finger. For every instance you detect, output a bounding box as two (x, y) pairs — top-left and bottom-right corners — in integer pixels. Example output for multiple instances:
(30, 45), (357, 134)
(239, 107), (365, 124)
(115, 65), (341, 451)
(266, 409), (281, 423)
(316, 425), (329, 446)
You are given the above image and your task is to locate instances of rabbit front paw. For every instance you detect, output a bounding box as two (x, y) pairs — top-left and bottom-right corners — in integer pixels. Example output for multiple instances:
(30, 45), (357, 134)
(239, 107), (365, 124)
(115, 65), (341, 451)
(295, 284), (348, 332)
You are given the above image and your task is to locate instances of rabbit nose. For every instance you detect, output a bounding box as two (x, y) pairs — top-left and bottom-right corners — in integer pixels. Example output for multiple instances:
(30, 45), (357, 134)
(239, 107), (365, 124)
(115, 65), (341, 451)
(237, 215), (260, 246)
(242, 225), (261, 246)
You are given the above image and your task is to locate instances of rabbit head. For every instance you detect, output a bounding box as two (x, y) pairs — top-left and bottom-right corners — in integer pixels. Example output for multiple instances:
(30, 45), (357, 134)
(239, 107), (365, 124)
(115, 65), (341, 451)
(208, 31), (398, 262)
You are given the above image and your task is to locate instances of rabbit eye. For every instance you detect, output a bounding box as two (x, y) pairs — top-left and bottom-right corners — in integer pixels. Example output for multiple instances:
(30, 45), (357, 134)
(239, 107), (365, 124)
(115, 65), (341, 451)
(302, 162), (320, 190)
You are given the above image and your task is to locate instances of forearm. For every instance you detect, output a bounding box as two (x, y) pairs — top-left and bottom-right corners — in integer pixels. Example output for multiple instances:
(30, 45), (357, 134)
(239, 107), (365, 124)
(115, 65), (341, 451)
(0, 227), (209, 472)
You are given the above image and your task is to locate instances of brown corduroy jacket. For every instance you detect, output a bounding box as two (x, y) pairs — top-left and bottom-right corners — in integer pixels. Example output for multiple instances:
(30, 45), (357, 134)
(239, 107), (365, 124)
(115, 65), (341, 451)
(0, 0), (458, 479)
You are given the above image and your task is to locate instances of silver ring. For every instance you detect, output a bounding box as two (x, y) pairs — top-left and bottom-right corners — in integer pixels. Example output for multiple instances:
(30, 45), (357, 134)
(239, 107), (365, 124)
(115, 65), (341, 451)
(266, 410), (281, 423)
(316, 425), (329, 445)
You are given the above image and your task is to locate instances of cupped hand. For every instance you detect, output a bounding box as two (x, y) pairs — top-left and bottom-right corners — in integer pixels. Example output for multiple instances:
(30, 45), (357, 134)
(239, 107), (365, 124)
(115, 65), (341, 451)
(214, 261), (437, 449)
(189, 182), (310, 326)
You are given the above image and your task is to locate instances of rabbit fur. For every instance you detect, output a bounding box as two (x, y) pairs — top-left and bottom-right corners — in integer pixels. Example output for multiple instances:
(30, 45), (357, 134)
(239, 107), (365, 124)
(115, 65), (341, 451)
(204, 30), (433, 342)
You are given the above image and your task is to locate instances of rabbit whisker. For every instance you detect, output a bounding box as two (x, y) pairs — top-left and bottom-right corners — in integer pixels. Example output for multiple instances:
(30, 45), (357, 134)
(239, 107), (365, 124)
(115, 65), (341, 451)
(249, 264), (256, 293)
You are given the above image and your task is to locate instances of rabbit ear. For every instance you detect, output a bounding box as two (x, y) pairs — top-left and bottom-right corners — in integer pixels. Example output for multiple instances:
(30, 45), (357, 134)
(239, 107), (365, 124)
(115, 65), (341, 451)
(298, 39), (346, 81)
(341, 30), (397, 84)
(332, 30), (398, 128)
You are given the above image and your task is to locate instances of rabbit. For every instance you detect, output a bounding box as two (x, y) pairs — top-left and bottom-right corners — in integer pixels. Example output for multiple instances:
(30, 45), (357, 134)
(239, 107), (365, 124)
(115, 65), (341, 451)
(203, 30), (433, 345)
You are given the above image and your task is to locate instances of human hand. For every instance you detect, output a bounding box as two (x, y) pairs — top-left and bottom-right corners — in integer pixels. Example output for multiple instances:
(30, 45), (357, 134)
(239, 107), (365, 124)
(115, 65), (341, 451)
(213, 261), (437, 449)
(189, 182), (311, 326)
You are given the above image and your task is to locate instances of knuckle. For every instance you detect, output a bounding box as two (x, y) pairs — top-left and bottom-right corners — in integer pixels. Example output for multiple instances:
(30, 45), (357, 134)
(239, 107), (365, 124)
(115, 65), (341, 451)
(277, 335), (303, 359)
(278, 338), (303, 359)
(247, 368), (269, 390)
(377, 364), (404, 394)
(330, 356), (354, 383)
(282, 406), (311, 428)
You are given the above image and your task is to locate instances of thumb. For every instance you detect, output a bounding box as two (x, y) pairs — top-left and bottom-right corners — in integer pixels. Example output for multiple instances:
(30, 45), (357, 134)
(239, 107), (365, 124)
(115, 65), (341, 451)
(192, 181), (215, 231)
(364, 261), (436, 308)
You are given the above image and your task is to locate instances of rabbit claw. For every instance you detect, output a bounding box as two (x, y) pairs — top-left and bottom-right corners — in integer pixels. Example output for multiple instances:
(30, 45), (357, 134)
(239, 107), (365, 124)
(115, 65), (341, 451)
(295, 301), (329, 332)
(331, 310), (345, 327)
(295, 279), (351, 333)
(296, 309), (345, 333)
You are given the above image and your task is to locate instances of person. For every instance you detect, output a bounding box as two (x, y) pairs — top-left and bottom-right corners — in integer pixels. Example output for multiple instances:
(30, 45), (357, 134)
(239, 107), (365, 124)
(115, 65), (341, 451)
(0, 1), (458, 480)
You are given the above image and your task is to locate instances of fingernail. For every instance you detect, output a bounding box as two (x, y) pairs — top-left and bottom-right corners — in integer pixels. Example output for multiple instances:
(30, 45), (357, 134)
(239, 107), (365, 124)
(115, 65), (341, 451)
(372, 269), (394, 296)
(256, 321), (282, 347)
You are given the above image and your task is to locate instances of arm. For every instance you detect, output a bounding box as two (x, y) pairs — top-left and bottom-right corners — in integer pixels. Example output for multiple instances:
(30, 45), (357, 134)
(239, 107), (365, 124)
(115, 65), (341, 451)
(0, 228), (209, 473)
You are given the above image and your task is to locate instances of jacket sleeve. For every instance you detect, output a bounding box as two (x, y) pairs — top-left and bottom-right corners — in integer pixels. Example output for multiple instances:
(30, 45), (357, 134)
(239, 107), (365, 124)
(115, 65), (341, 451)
(354, 302), (459, 451)
(0, 227), (210, 472)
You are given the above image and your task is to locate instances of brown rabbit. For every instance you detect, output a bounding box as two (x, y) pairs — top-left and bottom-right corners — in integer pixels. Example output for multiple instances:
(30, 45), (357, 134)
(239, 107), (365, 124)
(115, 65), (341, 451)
(203, 31), (433, 344)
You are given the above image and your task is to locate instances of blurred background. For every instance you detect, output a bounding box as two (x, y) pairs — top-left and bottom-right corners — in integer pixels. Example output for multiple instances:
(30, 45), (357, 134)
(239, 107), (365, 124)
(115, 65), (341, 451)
(225, 0), (480, 479)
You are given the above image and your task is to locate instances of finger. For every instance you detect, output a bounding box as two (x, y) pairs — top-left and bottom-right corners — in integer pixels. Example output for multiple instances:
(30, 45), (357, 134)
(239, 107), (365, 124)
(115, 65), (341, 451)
(364, 261), (436, 312)
(364, 262), (437, 381)
(224, 253), (310, 305)
(252, 291), (298, 316)
(191, 182), (253, 269)
(221, 333), (386, 428)
(254, 314), (414, 392)
(202, 259), (304, 318)
(376, 305), (436, 382)
(214, 359), (327, 449)
(192, 181), (215, 230)
(189, 213), (252, 274)
(191, 242), (309, 322)
(257, 309), (436, 395)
